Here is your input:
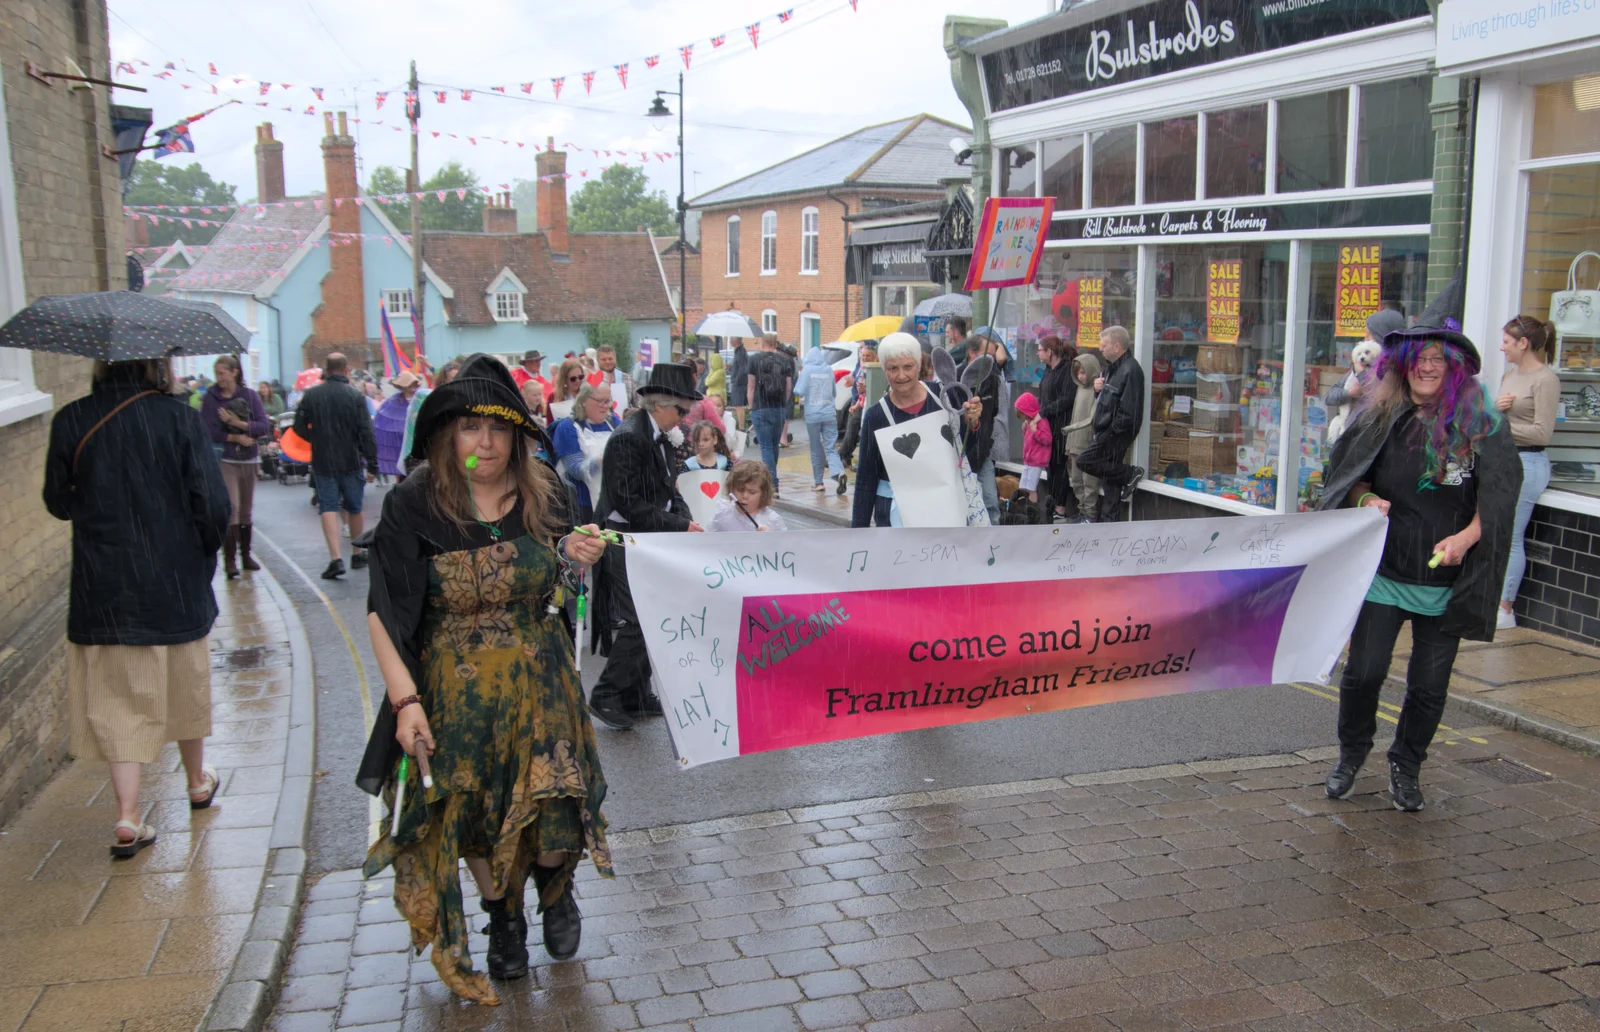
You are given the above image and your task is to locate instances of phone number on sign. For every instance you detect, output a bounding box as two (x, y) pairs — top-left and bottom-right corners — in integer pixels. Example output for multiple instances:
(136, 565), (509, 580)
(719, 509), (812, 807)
(1003, 59), (1064, 86)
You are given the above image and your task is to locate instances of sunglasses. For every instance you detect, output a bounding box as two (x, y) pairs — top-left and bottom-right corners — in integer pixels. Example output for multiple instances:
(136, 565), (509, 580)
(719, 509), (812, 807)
(673, 405), (693, 417)
(567, 374), (585, 382)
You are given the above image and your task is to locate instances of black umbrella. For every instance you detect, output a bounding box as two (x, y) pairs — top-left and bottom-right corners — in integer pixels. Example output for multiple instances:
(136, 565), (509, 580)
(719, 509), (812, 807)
(0, 290), (250, 361)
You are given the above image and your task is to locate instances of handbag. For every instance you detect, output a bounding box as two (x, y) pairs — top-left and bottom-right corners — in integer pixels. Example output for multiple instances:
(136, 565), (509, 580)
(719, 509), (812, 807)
(1551, 252), (1600, 338)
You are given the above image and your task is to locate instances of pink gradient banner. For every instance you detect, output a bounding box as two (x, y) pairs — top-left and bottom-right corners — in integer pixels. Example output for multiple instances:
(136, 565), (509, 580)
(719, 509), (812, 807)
(734, 566), (1304, 756)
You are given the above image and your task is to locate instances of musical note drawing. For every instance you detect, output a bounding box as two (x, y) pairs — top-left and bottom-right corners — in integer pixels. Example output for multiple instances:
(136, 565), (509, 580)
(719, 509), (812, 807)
(847, 550), (869, 573)
(987, 545), (998, 566)
(1204, 532), (1219, 554)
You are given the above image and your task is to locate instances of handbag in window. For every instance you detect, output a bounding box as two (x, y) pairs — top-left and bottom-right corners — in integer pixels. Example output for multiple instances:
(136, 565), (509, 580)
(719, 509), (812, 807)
(1551, 251), (1600, 338)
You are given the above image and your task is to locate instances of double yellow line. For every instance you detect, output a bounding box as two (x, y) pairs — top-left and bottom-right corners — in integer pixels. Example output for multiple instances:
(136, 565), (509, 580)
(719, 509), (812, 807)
(1290, 682), (1489, 745)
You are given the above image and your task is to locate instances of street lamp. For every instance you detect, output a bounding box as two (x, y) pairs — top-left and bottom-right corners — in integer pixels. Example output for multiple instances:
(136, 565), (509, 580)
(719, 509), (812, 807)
(647, 74), (686, 360)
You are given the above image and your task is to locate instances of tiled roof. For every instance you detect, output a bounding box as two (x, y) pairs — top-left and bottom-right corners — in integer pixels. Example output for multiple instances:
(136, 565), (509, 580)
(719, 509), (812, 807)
(421, 230), (675, 326)
(691, 114), (970, 208)
(175, 200), (327, 293)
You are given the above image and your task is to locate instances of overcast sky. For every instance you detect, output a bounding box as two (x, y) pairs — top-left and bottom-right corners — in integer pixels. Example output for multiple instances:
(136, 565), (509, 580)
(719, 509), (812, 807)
(108, 0), (1055, 209)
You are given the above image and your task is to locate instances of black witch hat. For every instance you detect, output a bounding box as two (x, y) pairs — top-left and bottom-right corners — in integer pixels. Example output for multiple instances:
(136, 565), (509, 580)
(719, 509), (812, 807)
(409, 353), (550, 462)
(1380, 268), (1481, 373)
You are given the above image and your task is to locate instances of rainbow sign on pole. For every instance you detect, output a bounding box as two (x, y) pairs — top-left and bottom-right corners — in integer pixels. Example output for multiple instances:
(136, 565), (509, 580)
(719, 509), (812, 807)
(964, 197), (1057, 291)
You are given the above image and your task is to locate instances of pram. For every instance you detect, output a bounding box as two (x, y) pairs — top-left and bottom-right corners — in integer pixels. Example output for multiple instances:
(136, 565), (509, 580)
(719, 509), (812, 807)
(266, 410), (311, 485)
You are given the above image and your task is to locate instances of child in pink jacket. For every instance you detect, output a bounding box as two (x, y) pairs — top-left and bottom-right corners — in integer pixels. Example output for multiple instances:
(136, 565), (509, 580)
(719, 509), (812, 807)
(1014, 392), (1053, 504)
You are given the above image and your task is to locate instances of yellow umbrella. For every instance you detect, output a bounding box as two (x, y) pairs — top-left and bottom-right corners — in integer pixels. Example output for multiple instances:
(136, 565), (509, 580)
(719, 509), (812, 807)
(838, 315), (904, 342)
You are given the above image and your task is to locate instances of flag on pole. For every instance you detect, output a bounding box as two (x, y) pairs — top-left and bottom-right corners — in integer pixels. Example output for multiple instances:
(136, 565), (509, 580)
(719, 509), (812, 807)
(379, 302), (414, 380)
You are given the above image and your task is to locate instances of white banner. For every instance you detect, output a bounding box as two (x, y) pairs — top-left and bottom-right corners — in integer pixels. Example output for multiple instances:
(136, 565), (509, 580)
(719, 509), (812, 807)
(1436, 0), (1599, 71)
(626, 510), (1385, 768)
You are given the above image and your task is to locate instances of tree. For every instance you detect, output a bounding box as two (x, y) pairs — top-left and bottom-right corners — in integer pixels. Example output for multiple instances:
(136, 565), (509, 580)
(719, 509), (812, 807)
(586, 317), (634, 371)
(564, 165), (675, 236)
(123, 160), (238, 248)
(368, 161), (486, 232)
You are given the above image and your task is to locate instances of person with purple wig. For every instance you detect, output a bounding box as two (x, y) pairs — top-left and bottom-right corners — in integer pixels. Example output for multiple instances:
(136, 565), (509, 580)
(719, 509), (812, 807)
(1317, 319), (1521, 812)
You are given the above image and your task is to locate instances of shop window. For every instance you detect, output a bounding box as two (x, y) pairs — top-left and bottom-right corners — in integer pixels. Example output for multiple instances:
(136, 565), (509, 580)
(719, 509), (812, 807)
(800, 207), (819, 274)
(1521, 162), (1600, 495)
(999, 145), (1037, 197)
(1148, 244), (1289, 511)
(1041, 134), (1085, 211)
(760, 210), (777, 275)
(1144, 118), (1197, 204)
(1204, 105), (1267, 199)
(1090, 126), (1137, 207)
(726, 216), (740, 276)
(1357, 77), (1434, 187)
(1277, 90), (1349, 193)
(1297, 236), (1429, 511)
(993, 248), (1138, 464)
(1532, 78), (1600, 159)
(875, 284), (908, 318)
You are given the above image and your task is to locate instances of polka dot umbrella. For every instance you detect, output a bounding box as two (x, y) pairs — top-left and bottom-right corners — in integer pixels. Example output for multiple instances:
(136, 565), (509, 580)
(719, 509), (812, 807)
(0, 290), (251, 361)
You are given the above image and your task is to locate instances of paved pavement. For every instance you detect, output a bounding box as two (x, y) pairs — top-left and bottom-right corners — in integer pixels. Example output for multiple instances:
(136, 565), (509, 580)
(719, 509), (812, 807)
(269, 723), (1600, 1032)
(0, 564), (312, 1032)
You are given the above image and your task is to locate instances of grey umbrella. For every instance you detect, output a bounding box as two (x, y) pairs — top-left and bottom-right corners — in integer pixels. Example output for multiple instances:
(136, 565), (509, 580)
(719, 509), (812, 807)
(0, 290), (250, 361)
(693, 310), (764, 339)
(913, 293), (974, 319)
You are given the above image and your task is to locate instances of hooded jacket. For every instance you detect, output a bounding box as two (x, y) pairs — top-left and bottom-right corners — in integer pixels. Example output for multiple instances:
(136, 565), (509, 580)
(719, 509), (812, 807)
(292, 372), (378, 476)
(1318, 396), (1521, 642)
(799, 346), (837, 420)
(1064, 353), (1102, 454)
(1014, 392), (1053, 468)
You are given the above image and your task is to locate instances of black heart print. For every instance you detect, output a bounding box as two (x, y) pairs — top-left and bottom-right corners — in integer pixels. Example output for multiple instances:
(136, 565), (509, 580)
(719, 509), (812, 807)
(940, 424), (955, 446)
(892, 433), (921, 459)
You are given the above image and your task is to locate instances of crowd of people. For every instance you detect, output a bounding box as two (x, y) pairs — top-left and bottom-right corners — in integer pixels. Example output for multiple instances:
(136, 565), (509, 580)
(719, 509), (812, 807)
(35, 305), (1566, 1003)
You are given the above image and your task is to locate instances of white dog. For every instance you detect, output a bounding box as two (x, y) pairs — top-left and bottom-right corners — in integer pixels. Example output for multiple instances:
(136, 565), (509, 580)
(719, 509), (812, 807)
(1327, 340), (1383, 443)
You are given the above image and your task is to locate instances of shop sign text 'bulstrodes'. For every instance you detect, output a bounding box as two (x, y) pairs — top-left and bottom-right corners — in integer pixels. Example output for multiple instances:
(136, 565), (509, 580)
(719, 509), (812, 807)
(982, 0), (1433, 112)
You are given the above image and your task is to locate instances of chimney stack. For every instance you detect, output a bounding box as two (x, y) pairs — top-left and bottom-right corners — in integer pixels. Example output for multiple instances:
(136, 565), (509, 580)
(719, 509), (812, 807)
(534, 137), (568, 255)
(308, 111), (367, 365)
(482, 191), (518, 234)
(255, 123), (285, 204)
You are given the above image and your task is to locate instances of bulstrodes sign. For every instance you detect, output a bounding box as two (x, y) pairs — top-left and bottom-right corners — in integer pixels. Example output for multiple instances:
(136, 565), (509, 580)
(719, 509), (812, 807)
(983, 0), (1431, 112)
(1047, 194), (1433, 241)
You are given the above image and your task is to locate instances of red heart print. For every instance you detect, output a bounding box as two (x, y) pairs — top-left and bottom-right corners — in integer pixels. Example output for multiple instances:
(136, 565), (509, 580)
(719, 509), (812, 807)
(700, 482), (720, 499)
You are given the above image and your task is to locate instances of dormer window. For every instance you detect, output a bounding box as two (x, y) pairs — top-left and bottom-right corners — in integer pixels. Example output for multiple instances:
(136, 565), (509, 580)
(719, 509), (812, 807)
(486, 267), (527, 323)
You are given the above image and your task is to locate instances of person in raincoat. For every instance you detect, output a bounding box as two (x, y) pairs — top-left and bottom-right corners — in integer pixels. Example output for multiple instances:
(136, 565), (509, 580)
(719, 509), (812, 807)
(43, 358), (230, 858)
(800, 345), (848, 496)
(375, 371), (422, 484)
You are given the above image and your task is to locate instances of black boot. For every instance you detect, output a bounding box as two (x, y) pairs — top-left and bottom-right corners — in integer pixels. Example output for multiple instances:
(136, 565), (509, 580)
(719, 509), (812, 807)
(588, 689), (634, 730)
(238, 525), (261, 572)
(223, 527), (240, 579)
(482, 896), (529, 980)
(626, 682), (665, 717)
(532, 863), (581, 961)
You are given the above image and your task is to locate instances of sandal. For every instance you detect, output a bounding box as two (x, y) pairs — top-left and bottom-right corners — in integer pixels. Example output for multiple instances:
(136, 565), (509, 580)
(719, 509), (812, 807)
(111, 820), (157, 859)
(188, 766), (220, 810)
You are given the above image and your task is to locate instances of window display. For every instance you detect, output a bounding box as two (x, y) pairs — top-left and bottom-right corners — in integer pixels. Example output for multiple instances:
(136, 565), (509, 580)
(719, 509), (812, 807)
(1147, 245), (1288, 509)
(1297, 236), (1428, 511)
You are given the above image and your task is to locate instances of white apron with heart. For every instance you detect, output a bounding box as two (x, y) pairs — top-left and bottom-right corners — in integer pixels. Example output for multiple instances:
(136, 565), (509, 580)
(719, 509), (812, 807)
(874, 392), (967, 528)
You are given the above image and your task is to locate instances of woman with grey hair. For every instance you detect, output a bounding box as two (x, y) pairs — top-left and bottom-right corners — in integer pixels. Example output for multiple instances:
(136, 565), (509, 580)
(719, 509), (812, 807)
(552, 380), (620, 524)
(850, 333), (982, 528)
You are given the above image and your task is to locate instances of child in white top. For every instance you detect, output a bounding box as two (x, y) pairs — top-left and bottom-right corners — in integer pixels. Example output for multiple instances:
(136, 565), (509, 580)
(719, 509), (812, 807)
(710, 459), (789, 532)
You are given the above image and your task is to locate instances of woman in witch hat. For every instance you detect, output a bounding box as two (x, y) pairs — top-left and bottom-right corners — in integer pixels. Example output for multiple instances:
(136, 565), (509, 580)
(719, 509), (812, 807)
(357, 354), (610, 1004)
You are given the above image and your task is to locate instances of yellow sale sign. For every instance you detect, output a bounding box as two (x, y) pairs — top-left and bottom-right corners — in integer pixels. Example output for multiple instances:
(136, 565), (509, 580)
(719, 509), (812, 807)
(1206, 259), (1241, 345)
(1336, 243), (1382, 338)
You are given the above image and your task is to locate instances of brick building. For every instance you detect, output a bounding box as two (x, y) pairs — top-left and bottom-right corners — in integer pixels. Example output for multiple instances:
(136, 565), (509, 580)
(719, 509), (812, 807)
(0, 0), (125, 823)
(691, 114), (966, 350)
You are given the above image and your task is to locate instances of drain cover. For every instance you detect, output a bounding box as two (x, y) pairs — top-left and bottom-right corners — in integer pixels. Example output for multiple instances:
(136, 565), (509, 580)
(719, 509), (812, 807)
(1461, 756), (1553, 784)
(225, 646), (266, 670)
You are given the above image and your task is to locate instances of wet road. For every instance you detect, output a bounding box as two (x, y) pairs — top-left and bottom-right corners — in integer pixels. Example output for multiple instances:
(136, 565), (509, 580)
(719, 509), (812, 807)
(247, 474), (1433, 876)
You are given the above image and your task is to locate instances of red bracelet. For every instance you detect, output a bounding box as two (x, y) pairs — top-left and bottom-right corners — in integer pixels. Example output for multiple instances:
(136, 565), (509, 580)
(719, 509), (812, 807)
(389, 694), (422, 715)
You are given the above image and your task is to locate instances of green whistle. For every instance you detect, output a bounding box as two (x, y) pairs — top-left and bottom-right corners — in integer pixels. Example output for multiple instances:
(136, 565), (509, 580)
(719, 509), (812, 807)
(464, 455), (479, 470)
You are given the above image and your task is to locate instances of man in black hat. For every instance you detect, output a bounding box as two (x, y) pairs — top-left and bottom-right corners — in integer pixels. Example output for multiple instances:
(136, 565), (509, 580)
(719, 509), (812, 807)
(511, 349), (552, 407)
(588, 362), (704, 729)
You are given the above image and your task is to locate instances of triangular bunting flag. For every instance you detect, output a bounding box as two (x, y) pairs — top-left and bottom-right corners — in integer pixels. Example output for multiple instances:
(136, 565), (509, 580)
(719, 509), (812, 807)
(258, 81), (271, 95)
(434, 90), (447, 103)
(680, 44), (693, 69)
(520, 82), (533, 93)
(615, 63), (628, 88)
(747, 23), (760, 48)
(711, 34), (726, 47)
(582, 71), (595, 94)
(779, 8), (795, 22)
(460, 89), (472, 101)
(551, 77), (564, 99)
(491, 85), (506, 93)
(645, 54), (660, 68)
(375, 91), (387, 109)
(312, 87), (324, 100)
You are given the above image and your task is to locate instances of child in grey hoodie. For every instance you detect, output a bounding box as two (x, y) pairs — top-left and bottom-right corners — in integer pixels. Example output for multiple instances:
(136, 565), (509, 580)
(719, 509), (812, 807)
(1061, 352), (1102, 524)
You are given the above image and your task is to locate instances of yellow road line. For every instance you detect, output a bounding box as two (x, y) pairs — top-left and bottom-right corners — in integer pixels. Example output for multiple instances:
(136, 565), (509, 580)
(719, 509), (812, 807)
(1290, 683), (1489, 744)
(255, 529), (384, 844)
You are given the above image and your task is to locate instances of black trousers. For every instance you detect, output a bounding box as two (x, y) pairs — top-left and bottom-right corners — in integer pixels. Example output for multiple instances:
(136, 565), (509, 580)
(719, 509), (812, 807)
(839, 408), (863, 466)
(591, 536), (652, 705)
(1047, 448), (1074, 514)
(1076, 433), (1135, 517)
(1338, 599), (1461, 776)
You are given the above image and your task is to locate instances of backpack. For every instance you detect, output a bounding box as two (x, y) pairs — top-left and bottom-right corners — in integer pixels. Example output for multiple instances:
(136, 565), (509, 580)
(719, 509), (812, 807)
(755, 353), (789, 404)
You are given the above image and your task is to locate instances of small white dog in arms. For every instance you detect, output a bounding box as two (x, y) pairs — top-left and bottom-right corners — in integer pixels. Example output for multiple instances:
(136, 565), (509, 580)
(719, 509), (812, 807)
(1327, 339), (1383, 443)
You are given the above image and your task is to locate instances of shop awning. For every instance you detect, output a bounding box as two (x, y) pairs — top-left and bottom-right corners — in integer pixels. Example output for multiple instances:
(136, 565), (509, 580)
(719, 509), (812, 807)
(847, 220), (934, 248)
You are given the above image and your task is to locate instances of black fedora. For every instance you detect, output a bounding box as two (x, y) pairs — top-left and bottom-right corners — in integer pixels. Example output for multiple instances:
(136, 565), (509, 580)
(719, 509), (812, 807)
(409, 353), (548, 462)
(636, 361), (703, 402)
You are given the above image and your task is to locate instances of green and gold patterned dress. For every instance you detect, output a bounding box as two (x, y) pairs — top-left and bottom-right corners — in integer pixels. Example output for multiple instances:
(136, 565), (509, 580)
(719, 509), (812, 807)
(361, 480), (611, 1003)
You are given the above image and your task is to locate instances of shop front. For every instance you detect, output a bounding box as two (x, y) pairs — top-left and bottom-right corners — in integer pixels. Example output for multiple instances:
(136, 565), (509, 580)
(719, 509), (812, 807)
(846, 215), (943, 326)
(968, 0), (1439, 512)
(1448, 6), (1600, 642)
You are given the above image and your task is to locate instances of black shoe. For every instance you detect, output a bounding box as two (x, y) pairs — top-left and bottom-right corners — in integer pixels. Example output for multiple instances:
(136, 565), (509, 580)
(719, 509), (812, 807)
(349, 550), (368, 570)
(533, 864), (582, 961)
(483, 899), (529, 980)
(1390, 763), (1425, 812)
(320, 558), (345, 580)
(632, 686), (665, 717)
(1325, 758), (1362, 800)
(836, 473), (849, 497)
(1121, 467), (1146, 504)
(588, 693), (635, 730)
